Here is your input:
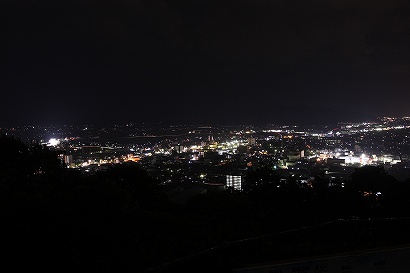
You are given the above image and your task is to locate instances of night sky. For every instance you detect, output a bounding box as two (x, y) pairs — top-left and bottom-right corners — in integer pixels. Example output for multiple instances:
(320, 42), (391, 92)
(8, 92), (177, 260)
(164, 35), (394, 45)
(1, 0), (410, 126)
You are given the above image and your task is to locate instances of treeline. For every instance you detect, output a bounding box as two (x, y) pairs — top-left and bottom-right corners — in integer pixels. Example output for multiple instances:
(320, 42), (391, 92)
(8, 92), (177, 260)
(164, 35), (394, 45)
(1, 135), (410, 272)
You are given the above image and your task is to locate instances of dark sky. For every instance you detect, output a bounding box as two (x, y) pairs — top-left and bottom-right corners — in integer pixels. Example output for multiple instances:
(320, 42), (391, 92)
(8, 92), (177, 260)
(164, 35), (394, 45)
(1, 0), (410, 126)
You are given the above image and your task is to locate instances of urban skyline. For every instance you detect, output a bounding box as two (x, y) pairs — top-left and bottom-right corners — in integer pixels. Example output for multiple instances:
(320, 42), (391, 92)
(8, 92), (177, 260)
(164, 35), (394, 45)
(3, 116), (410, 185)
(2, 1), (410, 271)
(2, 115), (410, 271)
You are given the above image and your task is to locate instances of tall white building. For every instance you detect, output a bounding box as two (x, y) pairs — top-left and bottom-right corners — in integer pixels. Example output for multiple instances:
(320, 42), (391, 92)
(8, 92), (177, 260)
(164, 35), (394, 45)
(226, 175), (242, 191)
(64, 155), (73, 167)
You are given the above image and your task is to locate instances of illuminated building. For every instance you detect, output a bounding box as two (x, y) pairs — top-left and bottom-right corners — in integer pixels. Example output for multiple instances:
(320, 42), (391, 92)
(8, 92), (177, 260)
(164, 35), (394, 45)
(64, 155), (73, 167)
(226, 175), (242, 191)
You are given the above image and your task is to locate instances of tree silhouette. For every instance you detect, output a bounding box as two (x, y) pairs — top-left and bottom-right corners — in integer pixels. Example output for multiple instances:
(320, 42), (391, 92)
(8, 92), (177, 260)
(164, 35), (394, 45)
(0, 135), (30, 181)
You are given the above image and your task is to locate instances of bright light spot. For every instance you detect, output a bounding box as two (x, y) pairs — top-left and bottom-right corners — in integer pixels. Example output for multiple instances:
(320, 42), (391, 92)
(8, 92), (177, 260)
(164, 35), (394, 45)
(48, 138), (60, 146)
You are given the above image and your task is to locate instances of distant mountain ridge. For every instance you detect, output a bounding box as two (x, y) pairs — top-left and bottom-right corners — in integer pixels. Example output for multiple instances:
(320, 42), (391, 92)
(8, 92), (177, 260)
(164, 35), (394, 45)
(158, 104), (376, 126)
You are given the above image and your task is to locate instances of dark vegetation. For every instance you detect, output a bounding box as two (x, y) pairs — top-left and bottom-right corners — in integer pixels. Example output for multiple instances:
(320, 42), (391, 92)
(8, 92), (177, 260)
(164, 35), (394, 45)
(1, 135), (410, 272)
